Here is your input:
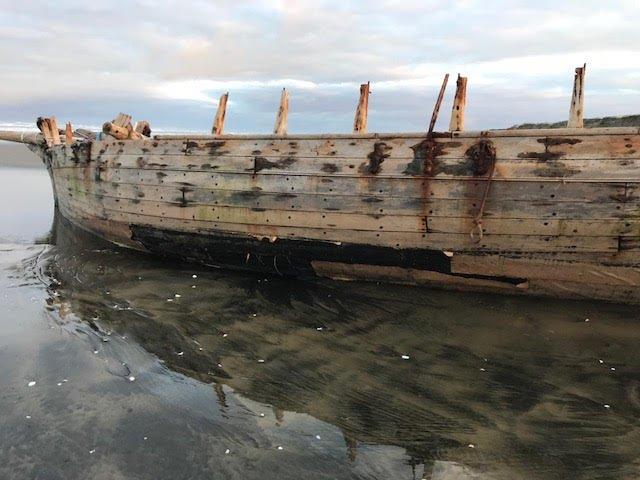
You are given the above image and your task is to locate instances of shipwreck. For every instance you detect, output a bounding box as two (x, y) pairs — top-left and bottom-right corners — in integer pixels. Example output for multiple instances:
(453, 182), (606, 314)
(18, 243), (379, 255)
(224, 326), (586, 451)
(1, 65), (639, 303)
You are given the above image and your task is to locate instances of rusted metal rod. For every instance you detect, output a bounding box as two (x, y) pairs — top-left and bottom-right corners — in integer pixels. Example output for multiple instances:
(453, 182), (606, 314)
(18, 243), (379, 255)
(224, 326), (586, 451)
(428, 73), (449, 134)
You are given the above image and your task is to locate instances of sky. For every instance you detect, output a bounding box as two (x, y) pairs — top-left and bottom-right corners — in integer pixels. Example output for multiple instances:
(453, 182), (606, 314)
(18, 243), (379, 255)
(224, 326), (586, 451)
(0, 0), (638, 133)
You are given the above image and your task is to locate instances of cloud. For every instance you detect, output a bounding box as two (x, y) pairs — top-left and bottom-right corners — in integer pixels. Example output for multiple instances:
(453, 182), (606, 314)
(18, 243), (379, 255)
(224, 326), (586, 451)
(0, 0), (638, 132)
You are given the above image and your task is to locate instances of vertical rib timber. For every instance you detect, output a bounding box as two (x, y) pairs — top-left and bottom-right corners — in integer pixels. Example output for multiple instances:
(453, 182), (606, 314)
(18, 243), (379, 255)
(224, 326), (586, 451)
(273, 88), (289, 135)
(428, 74), (449, 134)
(353, 82), (370, 134)
(212, 93), (229, 135)
(449, 74), (467, 132)
(40, 118), (53, 147)
(568, 64), (586, 128)
(65, 122), (73, 145)
(49, 117), (61, 145)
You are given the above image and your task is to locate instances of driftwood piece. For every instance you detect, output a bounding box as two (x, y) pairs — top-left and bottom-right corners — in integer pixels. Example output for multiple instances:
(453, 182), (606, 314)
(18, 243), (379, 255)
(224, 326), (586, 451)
(353, 82), (370, 134)
(273, 88), (289, 135)
(103, 112), (142, 140)
(134, 121), (151, 137)
(568, 64), (586, 128)
(212, 93), (229, 135)
(449, 74), (467, 132)
(428, 74), (449, 134)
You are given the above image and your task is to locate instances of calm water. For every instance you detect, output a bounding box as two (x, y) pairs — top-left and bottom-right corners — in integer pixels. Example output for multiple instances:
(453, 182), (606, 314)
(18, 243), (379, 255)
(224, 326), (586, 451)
(1, 165), (639, 480)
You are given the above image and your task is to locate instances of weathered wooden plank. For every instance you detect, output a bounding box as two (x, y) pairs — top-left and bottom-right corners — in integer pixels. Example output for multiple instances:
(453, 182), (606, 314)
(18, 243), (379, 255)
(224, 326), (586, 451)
(90, 134), (640, 165)
(55, 172), (640, 236)
(68, 152), (640, 181)
(156, 127), (640, 141)
(451, 254), (640, 286)
(55, 167), (637, 202)
(58, 196), (620, 253)
(57, 167), (640, 218)
(56, 185), (640, 238)
(57, 186), (621, 253)
(312, 261), (525, 292)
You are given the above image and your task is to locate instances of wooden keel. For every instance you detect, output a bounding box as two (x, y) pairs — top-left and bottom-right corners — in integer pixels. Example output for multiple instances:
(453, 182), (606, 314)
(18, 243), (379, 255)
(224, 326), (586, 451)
(353, 82), (370, 134)
(273, 88), (289, 135)
(568, 64), (586, 128)
(212, 93), (229, 135)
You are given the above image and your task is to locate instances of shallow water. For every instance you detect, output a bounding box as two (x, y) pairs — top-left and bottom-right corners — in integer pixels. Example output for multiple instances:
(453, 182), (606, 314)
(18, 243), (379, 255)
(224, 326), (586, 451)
(0, 166), (639, 480)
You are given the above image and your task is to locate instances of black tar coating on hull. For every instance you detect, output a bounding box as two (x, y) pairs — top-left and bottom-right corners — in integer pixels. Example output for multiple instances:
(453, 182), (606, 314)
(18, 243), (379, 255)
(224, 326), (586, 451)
(130, 226), (452, 278)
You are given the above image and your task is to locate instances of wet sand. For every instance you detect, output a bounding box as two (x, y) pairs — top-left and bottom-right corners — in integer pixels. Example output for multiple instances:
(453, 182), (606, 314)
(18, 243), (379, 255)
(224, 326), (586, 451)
(1, 162), (640, 479)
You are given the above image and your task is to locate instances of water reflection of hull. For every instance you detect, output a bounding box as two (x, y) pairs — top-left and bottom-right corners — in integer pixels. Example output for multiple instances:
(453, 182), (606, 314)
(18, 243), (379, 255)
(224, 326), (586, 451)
(42, 214), (640, 479)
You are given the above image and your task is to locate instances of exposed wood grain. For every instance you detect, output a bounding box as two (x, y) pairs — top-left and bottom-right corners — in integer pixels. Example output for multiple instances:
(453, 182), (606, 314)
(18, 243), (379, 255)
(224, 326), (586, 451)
(273, 88), (289, 135)
(212, 93), (229, 135)
(55, 167), (638, 203)
(90, 133), (640, 164)
(353, 82), (370, 134)
(55, 175), (640, 236)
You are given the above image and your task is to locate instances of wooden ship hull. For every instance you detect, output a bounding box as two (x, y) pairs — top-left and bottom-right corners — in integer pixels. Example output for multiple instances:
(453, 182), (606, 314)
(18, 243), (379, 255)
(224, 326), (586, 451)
(3, 67), (640, 303)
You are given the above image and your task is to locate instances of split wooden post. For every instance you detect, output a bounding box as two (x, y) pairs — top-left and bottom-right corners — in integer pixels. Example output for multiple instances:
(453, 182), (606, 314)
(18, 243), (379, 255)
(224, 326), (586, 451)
(353, 82), (370, 134)
(273, 88), (289, 135)
(65, 122), (73, 145)
(212, 93), (229, 135)
(567, 64), (586, 128)
(449, 74), (467, 132)
(428, 74), (449, 134)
